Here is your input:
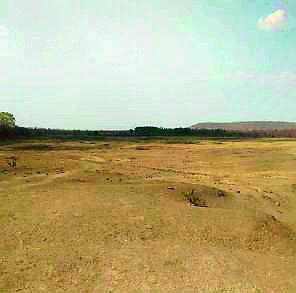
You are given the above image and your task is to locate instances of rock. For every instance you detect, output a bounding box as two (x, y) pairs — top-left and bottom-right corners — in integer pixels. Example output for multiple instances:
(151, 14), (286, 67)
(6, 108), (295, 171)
(275, 201), (281, 207)
(167, 187), (175, 190)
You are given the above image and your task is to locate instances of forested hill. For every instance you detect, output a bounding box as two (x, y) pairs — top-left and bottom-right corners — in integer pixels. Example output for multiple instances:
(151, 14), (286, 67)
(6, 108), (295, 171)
(191, 121), (296, 131)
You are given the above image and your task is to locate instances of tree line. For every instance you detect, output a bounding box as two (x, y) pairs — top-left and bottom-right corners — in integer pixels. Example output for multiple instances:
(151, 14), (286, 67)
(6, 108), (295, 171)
(1, 112), (296, 139)
(133, 126), (257, 138)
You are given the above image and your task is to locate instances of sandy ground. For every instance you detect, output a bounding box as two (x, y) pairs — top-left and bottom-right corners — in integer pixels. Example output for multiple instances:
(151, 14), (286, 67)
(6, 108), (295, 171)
(1, 138), (296, 292)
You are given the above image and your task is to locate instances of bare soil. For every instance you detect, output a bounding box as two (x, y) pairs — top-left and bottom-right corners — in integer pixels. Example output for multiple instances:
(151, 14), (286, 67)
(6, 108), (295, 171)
(1, 138), (296, 292)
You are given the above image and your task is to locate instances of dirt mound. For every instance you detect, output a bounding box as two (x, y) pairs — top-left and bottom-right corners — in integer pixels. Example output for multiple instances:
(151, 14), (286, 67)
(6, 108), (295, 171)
(169, 184), (235, 209)
(175, 207), (296, 254)
(165, 183), (296, 254)
(246, 212), (296, 253)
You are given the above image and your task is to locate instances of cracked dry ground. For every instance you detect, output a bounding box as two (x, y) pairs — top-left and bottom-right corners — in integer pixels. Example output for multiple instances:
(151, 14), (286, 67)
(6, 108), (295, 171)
(1, 138), (296, 292)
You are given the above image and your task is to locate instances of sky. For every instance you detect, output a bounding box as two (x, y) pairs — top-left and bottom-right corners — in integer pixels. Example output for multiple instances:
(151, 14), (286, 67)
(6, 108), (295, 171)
(0, 0), (296, 130)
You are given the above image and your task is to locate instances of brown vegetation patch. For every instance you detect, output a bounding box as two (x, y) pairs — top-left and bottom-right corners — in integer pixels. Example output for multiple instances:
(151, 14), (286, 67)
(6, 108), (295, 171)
(182, 186), (226, 208)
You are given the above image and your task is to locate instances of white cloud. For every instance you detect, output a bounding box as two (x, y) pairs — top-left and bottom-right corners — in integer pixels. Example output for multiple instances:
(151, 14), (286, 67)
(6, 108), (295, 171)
(257, 9), (287, 30)
(0, 25), (9, 37)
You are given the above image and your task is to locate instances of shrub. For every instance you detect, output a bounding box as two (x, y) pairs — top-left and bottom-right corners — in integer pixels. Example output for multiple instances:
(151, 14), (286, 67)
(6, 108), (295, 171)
(183, 189), (208, 207)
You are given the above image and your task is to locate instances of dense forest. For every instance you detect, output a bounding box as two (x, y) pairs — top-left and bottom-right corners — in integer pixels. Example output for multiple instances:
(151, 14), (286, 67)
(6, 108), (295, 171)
(1, 112), (296, 140)
(0, 124), (259, 140)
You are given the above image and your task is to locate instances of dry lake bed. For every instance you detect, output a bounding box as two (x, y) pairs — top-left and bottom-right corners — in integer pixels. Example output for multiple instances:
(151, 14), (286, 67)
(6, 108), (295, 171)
(1, 138), (296, 292)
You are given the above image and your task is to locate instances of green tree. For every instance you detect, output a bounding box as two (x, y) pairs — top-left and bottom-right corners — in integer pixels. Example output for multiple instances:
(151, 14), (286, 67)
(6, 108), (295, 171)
(0, 112), (16, 129)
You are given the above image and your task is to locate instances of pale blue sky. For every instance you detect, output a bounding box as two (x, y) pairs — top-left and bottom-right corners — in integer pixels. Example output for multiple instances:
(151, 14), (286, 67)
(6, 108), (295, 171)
(0, 0), (295, 129)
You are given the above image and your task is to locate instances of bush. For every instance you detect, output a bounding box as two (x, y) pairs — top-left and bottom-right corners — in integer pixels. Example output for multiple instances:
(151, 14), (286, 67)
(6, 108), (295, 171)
(183, 189), (208, 207)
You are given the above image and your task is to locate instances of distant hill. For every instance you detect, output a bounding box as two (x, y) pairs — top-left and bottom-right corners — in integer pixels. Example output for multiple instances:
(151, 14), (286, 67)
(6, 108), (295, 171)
(191, 121), (296, 132)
